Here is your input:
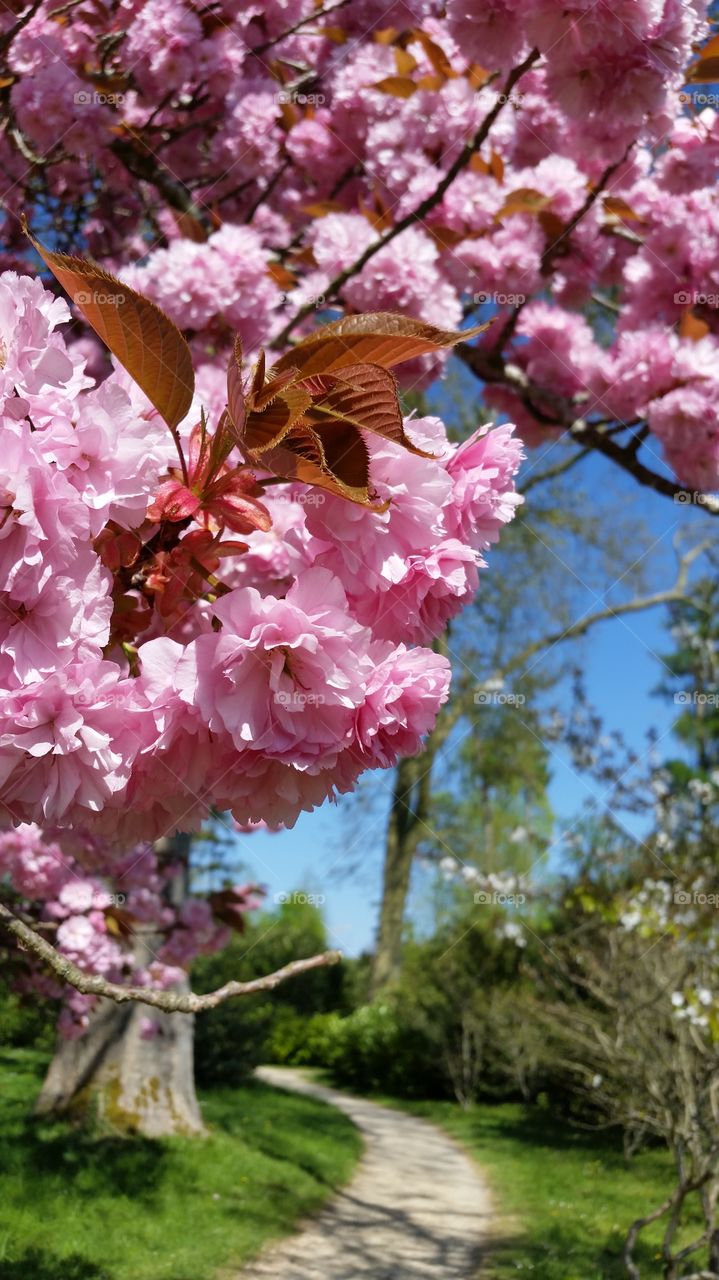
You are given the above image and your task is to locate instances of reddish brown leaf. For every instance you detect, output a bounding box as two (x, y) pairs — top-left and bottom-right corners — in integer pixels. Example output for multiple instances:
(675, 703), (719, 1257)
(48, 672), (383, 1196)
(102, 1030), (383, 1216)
(244, 385), (313, 452)
(538, 210), (566, 244)
(274, 313), (491, 377)
(319, 25), (348, 44)
(260, 423), (379, 506)
(425, 224), (467, 250)
(679, 309), (710, 341)
(686, 54), (719, 83)
(267, 260), (297, 289)
(301, 199), (346, 217)
(249, 350), (266, 403)
(416, 73), (446, 91)
(305, 363), (432, 455)
(173, 209), (208, 243)
(490, 150), (505, 182)
(466, 63), (490, 89)
(29, 234), (194, 429)
(603, 196), (644, 223)
(395, 47), (418, 75)
(227, 336), (246, 434)
(495, 188), (550, 220)
(411, 28), (455, 78)
(278, 100), (301, 129)
(253, 365), (301, 411)
(372, 75), (417, 97)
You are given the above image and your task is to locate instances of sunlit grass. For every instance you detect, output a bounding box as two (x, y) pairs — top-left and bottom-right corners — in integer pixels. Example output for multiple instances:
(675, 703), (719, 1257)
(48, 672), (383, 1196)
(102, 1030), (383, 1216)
(406, 1099), (698, 1279)
(0, 1048), (361, 1280)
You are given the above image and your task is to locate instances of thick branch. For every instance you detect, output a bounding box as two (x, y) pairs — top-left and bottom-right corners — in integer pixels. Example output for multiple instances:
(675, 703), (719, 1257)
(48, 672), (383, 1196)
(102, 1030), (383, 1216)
(0, 0), (44, 58)
(111, 138), (213, 231)
(459, 346), (719, 513)
(0, 899), (341, 1013)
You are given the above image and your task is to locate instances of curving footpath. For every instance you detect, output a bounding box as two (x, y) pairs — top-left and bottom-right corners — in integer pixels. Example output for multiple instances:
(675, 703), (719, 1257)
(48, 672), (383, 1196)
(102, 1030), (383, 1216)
(237, 1065), (494, 1279)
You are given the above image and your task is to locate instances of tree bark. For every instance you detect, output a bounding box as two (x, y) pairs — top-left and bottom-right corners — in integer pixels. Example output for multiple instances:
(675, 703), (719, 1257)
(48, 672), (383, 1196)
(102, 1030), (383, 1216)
(35, 833), (205, 1138)
(35, 979), (205, 1137)
(370, 756), (424, 995)
(369, 635), (450, 997)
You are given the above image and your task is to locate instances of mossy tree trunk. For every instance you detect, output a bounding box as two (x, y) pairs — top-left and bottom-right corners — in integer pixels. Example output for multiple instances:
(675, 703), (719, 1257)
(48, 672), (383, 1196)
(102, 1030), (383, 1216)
(36, 834), (205, 1138)
(35, 983), (205, 1137)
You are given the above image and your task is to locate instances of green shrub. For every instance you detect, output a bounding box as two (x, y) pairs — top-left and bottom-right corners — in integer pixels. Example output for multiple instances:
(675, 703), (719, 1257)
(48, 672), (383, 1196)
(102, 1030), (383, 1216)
(307, 1002), (448, 1098)
(192, 899), (355, 1085)
(0, 981), (55, 1052)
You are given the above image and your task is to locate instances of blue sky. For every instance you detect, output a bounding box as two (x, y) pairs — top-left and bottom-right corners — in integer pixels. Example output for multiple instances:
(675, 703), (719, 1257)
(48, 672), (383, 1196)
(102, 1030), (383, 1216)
(224, 441), (712, 957)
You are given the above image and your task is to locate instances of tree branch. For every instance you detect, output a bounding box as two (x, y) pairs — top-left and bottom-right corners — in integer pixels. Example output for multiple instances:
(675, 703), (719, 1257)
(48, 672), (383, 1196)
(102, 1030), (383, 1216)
(253, 0), (351, 54)
(0, 899), (341, 1013)
(270, 46), (541, 350)
(110, 137), (213, 232)
(458, 346), (719, 513)
(541, 149), (631, 276)
(0, 0), (44, 58)
(518, 445), (592, 494)
(494, 538), (710, 680)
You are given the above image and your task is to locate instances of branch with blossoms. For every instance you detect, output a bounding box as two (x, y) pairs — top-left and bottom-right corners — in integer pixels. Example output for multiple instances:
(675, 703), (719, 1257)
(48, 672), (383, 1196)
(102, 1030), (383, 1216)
(2, 3), (717, 508)
(458, 346), (719, 515)
(270, 46), (542, 350)
(0, 897), (341, 1013)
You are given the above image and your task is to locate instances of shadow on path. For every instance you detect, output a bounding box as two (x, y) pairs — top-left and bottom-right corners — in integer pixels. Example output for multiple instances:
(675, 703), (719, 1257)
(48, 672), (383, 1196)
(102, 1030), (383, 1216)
(235, 1067), (498, 1280)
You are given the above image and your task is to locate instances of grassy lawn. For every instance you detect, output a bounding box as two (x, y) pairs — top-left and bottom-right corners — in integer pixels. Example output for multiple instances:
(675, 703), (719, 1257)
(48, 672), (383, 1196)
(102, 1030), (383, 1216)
(404, 1099), (694, 1279)
(0, 1048), (361, 1280)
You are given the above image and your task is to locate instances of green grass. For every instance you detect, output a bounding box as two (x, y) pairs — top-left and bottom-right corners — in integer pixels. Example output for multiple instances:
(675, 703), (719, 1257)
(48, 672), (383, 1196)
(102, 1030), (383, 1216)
(403, 1099), (695, 1279)
(0, 1048), (362, 1280)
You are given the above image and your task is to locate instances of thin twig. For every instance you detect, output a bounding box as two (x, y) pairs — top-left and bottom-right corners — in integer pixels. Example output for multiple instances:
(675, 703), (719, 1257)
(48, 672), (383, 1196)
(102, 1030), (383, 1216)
(253, 0), (351, 55)
(270, 47), (541, 350)
(519, 445), (592, 494)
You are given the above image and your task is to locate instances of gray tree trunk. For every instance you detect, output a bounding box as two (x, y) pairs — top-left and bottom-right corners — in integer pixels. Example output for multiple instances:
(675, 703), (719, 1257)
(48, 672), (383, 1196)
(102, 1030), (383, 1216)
(36, 834), (205, 1138)
(35, 979), (205, 1137)
(370, 757), (422, 995)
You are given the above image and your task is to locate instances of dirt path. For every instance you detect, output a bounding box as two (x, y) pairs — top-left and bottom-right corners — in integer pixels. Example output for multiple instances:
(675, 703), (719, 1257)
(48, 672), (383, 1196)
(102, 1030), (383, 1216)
(236, 1066), (494, 1279)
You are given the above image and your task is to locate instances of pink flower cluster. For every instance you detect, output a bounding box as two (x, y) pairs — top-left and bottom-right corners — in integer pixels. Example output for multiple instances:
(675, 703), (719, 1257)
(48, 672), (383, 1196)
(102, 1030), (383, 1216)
(0, 822), (261, 1037)
(0, 1), (714, 497)
(0, 274), (522, 842)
